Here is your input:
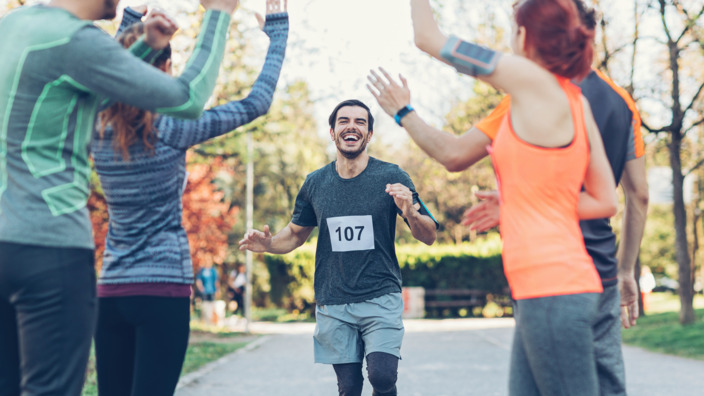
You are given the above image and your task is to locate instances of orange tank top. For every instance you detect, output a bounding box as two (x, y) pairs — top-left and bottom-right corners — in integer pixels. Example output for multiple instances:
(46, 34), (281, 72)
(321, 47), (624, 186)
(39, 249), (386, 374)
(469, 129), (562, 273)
(490, 77), (603, 300)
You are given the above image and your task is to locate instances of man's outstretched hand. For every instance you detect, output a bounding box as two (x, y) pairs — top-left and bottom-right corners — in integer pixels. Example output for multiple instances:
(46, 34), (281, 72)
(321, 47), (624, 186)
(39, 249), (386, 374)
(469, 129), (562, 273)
(239, 225), (272, 253)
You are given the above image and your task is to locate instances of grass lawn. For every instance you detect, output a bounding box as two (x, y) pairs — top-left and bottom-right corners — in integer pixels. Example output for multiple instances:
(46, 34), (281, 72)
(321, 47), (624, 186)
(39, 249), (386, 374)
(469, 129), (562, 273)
(621, 292), (704, 360)
(81, 323), (251, 396)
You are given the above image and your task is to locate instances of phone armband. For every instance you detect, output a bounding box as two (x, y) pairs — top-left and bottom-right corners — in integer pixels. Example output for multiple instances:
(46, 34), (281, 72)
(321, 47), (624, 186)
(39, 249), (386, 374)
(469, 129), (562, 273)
(440, 35), (501, 77)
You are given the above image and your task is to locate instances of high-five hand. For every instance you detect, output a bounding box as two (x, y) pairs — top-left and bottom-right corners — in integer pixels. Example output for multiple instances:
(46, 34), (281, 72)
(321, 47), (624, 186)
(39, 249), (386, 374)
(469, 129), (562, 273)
(256, 0), (288, 29)
(143, 9), (179, 50)
(367, 67), (412, 119)
(462, 190), (500, 232)
(200, 0), (241, 14)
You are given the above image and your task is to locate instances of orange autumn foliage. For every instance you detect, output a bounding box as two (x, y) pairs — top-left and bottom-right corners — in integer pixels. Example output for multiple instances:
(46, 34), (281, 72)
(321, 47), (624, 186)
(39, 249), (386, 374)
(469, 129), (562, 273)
(181, 157), (239, 272)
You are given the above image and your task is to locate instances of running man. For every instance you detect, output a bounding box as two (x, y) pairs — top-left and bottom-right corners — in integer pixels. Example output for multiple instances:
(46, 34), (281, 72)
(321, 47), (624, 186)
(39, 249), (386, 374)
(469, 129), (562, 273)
(0, 0), (239, 394)
(368, 2), (648, 394)
(239, 99), (438, 396)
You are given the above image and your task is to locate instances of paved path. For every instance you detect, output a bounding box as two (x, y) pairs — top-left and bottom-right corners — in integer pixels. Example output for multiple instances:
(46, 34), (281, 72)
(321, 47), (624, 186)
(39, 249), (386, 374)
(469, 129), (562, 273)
(175, 318), (704, 396)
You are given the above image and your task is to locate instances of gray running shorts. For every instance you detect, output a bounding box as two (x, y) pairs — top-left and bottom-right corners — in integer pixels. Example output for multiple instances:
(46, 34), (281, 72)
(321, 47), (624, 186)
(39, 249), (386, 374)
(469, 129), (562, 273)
(314, 292), (404, 364)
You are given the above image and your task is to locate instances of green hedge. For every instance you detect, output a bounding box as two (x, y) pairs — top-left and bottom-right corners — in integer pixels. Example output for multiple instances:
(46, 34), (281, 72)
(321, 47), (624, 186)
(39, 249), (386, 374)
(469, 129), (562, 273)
(264, 234), (508, 314)
(397, 234), (506, 293)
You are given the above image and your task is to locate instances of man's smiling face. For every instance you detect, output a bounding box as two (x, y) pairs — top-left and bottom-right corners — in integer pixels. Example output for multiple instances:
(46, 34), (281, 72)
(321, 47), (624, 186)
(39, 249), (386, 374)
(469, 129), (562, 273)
(331, 105), (373, 159)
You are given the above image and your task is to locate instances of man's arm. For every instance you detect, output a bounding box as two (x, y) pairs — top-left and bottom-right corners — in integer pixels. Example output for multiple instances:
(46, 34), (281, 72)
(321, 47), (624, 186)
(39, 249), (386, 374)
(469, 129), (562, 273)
(386, 183), (436, 245)
(239, 223), (315, 254)
(64, 8), (231, 120)
(405, 205), (437, 245)
(578, 100), (618, 220)
(617, 155), (649, 328)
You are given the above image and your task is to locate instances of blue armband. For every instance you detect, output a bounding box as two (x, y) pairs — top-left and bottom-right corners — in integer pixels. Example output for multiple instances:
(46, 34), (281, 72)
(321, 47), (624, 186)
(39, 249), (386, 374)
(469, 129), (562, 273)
(440, 35), (501, 77)
(394, 105), (414, 126)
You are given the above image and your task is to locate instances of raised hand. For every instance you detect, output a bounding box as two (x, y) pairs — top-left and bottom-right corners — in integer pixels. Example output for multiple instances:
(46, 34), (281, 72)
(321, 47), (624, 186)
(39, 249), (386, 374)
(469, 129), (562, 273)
(462, 190), (500, 232)
(130, 5), (148, 15)
(367, 67), (412, 119)
(143, 9), (178, 50)
(265, 0), (287, 14)
(386, 183), (414, 217)
(239, 225), (273, 253)
(256, 0), (288, 30)
(200, 0), (241, 14)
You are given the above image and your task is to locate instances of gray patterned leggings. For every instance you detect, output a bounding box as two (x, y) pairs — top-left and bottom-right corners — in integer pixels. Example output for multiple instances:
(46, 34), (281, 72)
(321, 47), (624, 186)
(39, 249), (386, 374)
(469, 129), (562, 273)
(510, 293), (601, 396)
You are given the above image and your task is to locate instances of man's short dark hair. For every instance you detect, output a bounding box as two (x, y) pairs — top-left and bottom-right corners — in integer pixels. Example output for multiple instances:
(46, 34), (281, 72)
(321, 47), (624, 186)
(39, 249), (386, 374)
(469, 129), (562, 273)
(328, 99), (374, 132)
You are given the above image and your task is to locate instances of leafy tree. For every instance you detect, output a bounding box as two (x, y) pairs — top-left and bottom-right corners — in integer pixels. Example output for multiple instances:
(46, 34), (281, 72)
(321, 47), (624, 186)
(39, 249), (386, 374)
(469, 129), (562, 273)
(596, 0), (704, 324)
(182, 156), (239, 271)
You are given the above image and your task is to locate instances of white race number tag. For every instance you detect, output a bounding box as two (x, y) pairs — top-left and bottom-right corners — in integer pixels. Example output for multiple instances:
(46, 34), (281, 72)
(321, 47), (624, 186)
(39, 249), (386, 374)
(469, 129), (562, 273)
(326, 215), (375, 252)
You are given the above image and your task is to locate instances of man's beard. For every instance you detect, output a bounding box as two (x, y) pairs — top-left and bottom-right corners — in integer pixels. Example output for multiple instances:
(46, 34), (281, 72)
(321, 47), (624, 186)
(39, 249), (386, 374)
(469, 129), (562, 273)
(336, 134), (369, 159)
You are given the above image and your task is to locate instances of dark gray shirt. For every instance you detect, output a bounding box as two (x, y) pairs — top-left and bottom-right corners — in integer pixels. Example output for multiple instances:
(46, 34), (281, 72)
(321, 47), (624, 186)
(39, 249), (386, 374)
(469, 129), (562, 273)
(292, 157), (436, 305)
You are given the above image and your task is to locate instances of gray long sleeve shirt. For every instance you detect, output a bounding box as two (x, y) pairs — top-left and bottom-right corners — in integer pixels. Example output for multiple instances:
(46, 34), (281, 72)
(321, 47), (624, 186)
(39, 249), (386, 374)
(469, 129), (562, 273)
(0, 5), (230, 249)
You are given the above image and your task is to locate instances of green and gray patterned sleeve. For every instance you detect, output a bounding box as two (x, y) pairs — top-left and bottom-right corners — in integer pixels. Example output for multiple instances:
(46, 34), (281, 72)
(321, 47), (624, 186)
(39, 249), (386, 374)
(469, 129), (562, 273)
(63, 10), (230, 119)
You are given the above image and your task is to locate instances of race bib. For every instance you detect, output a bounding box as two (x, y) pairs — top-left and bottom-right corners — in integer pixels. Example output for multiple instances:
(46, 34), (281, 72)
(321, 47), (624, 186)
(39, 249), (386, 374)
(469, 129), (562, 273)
(326, 215), (375, 252)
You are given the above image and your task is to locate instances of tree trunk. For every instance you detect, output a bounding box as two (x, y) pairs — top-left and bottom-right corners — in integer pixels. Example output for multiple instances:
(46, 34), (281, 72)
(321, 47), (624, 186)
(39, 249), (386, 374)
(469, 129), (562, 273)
(669, 133), (696, 325)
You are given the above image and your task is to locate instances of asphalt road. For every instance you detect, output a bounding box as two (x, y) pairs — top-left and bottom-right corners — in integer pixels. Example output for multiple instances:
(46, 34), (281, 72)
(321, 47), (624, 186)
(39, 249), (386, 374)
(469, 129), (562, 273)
(175, 318), (704, 396)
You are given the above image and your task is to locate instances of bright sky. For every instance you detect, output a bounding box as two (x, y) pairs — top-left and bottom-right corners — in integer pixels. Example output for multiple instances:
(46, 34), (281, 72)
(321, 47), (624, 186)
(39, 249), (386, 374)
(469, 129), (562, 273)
(110, 0), (502, 147)
(8, 1), (666, 149)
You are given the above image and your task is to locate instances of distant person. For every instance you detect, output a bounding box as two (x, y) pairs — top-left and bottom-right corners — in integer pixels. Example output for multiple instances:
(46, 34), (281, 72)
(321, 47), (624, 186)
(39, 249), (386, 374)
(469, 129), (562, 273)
(197, 261), (221, 322)
(0, 0), (240, 394)
(639, 266), (656, 312)
(240, 99), (438, 396)
(91, 2), (288, 394)
(228, 263), (247, 315)
(368, 0), (617, 394)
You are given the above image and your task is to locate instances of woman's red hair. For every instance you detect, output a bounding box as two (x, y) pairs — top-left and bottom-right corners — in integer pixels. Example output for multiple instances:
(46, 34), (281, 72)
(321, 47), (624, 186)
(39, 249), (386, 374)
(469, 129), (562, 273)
(99, 23), (170, 161)
(514, 0), (594, 79)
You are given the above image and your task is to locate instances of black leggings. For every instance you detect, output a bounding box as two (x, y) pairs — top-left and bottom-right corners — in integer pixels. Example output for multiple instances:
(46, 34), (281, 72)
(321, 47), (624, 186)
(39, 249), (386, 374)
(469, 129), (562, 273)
(95, 296), (190, 396)
(333, 352), (399, 396)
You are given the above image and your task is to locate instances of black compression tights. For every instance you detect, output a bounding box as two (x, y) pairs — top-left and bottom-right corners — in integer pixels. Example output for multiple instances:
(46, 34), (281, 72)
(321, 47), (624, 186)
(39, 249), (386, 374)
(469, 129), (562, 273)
(333, 352), (399, 396)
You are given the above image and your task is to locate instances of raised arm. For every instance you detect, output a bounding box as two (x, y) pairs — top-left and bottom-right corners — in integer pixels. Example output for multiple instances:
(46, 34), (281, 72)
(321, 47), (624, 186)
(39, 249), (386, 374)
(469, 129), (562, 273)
(410, 0), (553, 100)
(239, 223), (314, 254)
(367, 68), (491, 172)
(116, 6), (146, 37)
(63, 2), (238, 120)
(159, 10), (289, 149)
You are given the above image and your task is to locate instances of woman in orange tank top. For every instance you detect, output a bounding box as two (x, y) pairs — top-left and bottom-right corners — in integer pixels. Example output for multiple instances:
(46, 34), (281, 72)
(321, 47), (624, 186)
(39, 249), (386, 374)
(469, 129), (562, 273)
(367, 1), (618, 395)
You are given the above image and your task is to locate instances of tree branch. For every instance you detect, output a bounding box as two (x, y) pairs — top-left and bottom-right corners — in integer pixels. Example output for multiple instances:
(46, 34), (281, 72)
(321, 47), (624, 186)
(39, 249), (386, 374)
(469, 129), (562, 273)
(684, 81), (704, 114)
(683, 116), (704, 136)
(686, 156), (704, 176)
(641, 118), (669, 134)
(673, 1), (704, 44)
